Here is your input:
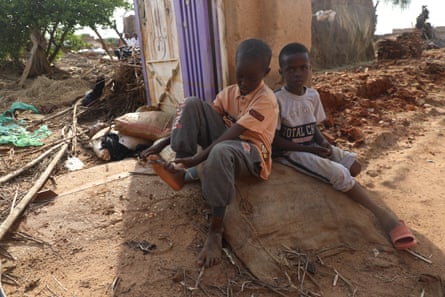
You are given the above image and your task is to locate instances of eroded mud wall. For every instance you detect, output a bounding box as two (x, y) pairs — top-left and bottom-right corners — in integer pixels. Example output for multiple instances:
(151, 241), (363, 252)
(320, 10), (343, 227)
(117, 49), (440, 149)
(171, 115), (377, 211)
(222, 0), (312, 90)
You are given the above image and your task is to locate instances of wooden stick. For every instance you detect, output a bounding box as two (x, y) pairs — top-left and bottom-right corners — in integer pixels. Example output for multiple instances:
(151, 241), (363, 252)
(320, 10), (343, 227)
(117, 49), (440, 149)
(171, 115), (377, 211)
(18, 30), (39, 87)
(26, 106), (74, 129)
(9, 189), (18, 215)
(192, 266), (205, 290)
(56, 172), (131, 199)
(71, 99), (81, 156)
(405, 249), (433, 264)
(0, 143), (68, 241)
(0, 143), (64, 184)
(91, 26), (114, 60)
(333, 268), (357, 296)
(0, 260), (7, 297)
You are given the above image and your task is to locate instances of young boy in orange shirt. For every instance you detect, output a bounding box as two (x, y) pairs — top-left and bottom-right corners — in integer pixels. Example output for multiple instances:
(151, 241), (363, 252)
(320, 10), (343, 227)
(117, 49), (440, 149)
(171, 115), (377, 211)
(141, 39), (278, 267)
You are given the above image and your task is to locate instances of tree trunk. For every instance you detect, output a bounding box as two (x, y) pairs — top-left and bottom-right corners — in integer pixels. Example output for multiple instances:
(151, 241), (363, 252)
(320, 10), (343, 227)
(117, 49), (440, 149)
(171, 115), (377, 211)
(46, 24), (58, 55)
(91, 26), (114, 60)
(111, 23), (128, 47)
(48, 28), (70, 64)
(18, 29), (51, 87)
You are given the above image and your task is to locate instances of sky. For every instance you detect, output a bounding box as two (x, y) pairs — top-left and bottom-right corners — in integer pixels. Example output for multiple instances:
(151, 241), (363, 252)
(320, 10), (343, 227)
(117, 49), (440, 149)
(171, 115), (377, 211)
(75, 7), (130, 39)
(374, 0), (445, 34)
(77, 0), (445, 39)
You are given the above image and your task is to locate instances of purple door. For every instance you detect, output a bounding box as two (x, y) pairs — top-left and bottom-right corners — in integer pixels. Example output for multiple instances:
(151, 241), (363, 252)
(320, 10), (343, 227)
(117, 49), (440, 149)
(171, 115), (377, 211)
(174, 0), (222, 102)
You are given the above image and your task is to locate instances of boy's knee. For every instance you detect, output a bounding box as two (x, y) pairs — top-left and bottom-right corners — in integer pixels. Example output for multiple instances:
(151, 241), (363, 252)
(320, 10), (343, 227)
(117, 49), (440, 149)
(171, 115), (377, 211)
(184, 96), (201, 106)
(349, 160), (362, 177)
(178, 97), (203, 115)
(207, 143), (234, 165)
(210, 142), (231, 158)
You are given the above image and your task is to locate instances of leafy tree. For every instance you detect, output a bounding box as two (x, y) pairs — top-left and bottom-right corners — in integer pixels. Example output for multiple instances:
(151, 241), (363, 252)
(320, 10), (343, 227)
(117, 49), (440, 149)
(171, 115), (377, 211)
(381, 0), (411, 10)
(0, 0), (129, 81)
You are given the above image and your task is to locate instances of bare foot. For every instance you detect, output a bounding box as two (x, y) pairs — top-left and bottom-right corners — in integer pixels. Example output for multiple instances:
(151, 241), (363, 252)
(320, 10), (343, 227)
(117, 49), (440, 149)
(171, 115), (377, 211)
(197, 229), (223, 268)
(148, 155), (185, 191)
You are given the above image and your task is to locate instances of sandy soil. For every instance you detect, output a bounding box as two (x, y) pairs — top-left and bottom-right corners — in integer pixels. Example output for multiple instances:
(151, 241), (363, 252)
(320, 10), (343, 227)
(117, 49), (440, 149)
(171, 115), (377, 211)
(0, 51), (444, 297)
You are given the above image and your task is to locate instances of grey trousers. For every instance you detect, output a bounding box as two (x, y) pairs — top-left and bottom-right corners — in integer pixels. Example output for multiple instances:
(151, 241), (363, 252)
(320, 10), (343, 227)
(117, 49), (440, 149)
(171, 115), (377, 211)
(171, 97), (262, 208)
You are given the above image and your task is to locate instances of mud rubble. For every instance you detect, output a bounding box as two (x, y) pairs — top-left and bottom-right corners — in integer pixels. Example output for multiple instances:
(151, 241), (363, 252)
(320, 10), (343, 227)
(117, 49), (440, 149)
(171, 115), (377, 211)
(314, 48), (445, 149)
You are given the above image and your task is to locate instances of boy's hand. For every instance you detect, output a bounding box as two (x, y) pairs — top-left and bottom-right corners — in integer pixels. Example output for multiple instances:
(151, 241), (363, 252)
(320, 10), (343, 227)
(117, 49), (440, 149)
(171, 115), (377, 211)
(308, 143), (332, 158)
(320, 141), (333, 157)
(175, 153), (205, 168)
(140, 142), (165, 159)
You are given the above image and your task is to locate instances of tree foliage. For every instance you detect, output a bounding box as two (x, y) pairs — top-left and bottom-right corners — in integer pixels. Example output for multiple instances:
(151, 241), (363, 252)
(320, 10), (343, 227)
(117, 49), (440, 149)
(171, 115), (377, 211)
(0, 0), (129, 64)
(381, 0), (411, 10)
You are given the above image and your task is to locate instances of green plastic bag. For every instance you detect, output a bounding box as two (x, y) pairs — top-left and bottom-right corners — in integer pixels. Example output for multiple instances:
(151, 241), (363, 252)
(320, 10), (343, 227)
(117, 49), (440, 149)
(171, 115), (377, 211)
(0, 124), (51, 147)
(0, 102), (51, 147)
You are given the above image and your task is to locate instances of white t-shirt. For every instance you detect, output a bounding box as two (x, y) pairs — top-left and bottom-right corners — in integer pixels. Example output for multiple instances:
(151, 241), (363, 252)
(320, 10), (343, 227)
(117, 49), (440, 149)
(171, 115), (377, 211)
(275, 86), (326, 144)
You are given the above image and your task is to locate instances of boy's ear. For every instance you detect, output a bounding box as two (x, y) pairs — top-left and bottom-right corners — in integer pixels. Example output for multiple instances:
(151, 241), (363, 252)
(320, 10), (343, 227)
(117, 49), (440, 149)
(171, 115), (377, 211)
(278, 68), (283, 76)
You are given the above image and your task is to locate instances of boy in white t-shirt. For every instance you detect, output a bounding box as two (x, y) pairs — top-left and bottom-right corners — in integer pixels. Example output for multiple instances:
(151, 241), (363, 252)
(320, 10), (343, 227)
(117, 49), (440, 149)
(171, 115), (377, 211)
(273, 42), (416, 250)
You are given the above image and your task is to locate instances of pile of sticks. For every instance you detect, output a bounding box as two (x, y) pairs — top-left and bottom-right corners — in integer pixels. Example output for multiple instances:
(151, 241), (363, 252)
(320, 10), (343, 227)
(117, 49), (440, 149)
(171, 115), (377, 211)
(0, 100), (85, 241)
(79, 63), (146, 122)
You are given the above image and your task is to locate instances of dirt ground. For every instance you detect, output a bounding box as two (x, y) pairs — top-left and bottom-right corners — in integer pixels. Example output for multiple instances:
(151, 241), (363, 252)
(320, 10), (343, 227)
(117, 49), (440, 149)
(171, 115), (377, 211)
(0, 49), (444, 297)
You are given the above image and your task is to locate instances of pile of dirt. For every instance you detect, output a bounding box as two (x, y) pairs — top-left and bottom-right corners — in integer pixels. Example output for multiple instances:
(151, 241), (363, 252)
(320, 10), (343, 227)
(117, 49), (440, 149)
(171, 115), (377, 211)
(376, 31), (424, 60)
(313, 48), (445, 150)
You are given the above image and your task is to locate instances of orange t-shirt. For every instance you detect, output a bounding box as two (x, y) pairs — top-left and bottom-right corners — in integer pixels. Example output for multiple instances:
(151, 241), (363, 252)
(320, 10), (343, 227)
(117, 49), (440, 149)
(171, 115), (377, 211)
(213, 81), (278, 180)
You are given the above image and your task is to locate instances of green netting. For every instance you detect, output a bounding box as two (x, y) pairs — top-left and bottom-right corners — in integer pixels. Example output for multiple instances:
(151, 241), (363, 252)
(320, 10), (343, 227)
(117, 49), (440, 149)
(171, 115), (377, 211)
(0, 124), (51, 147)
(0, 102), (51, 147)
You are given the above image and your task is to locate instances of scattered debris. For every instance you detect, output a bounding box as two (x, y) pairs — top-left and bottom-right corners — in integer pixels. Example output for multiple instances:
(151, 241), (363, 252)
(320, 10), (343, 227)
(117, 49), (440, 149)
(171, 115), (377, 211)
(124, 240), (157, 254)
(377, 31), (423, 60)
(405, 249), (433, 264)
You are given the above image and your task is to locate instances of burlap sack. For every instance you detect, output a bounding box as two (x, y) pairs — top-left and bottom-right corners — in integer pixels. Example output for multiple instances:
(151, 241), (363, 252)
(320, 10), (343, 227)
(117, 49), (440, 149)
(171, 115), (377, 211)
(224, 163), (389, 282)
(114, 111), (173, 141)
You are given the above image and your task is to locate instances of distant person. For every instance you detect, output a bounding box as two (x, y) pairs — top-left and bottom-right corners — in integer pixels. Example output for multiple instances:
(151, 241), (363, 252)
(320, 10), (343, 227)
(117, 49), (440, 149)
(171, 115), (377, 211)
(123, 33), (131, 46)
(114, 33), (131, 60)
(140, 39), (278, 267)
(128, 32), (139, 49)
(415, 5), (429, 30)
(272, 42), (417, 250)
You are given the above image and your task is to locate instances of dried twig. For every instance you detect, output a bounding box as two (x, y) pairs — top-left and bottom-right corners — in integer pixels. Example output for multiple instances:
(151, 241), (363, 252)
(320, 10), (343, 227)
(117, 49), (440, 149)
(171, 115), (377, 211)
(0, 261), (7, 297)
(333, 272), (339, 286)
(284, 272), (299, 290)
(333, 268), (357, 297)
(26, 105), (75, 129)
(193, 266), (205, 290)
(9, 189), (18, 215)
(0, 246), (15, 261)
(179, 268), (211, 297)
(108, 275), (120, 296)
(52, 275), (68, 292)
(0, 143), (64, 185)
(404, 249), (432, 264)
(2, 274), (19, 286)
(11, 231), (47, 245)
(222, 248), (236, 265)
(71, 99), (82, 156)
(239, 271), (289, 297)
(0, 143), (68, 240)
(45, 284), (60, 297)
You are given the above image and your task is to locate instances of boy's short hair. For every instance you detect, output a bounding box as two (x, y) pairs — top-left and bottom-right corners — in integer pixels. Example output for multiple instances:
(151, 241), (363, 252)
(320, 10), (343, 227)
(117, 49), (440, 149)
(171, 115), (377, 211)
(236, 39), (272, 69)
(278, 42), (309, 68)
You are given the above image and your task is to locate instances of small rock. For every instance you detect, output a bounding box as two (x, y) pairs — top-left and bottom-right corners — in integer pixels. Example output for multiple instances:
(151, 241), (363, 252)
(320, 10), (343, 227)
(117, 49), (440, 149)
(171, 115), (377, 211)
(366, 170), (379, 177)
